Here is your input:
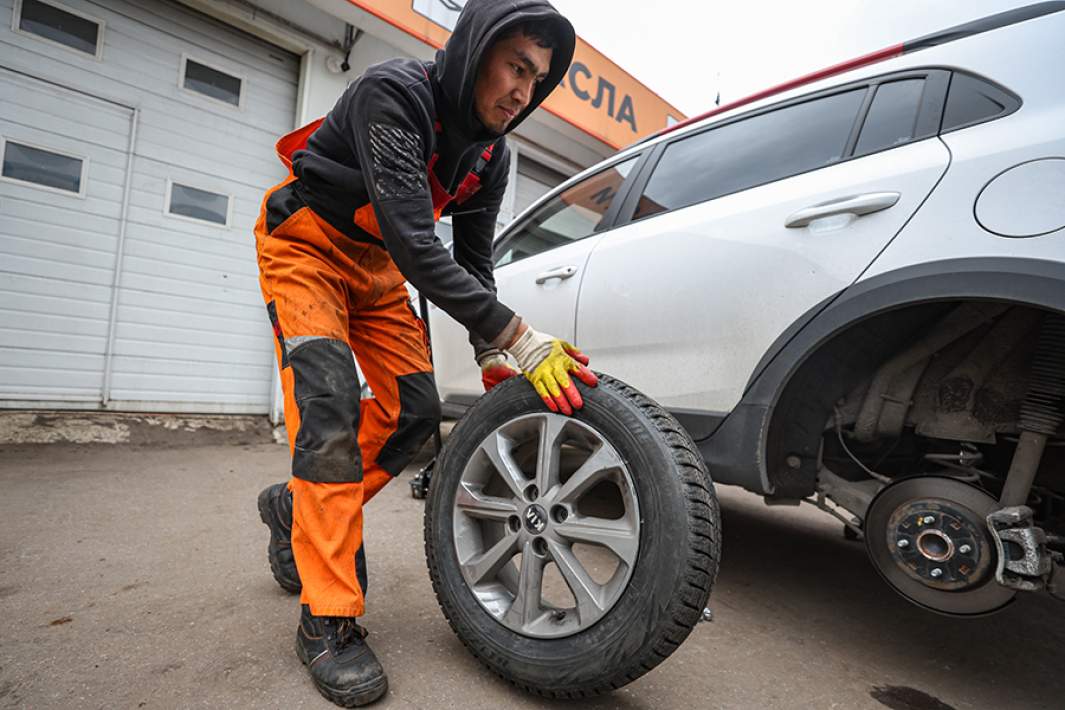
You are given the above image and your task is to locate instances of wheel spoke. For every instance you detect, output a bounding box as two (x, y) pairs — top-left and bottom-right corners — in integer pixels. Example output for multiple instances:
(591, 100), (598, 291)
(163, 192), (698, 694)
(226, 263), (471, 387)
(455, 482), (518, 522)
(503, 541), (546, 629)
(462, 531), (519, 586)
(534, 415), (567, 497)
(479, 432), (527, 500)
(554, 445), (622, 505)
(555, 516), (639, 566)
(548, 540), (604, 623)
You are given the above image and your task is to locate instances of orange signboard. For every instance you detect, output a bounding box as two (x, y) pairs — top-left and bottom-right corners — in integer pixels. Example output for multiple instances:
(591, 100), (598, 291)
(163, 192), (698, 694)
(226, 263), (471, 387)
(347, 0), (685, 149)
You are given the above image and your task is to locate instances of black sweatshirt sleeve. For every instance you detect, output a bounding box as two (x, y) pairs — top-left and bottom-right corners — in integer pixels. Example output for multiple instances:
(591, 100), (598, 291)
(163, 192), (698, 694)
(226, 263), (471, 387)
(349, 77), (516, 345)
(452, 142), (510, 359)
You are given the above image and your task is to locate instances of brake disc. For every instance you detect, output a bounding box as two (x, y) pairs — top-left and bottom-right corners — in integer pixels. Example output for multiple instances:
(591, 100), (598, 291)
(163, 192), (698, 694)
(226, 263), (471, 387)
(864, 475), (1016, 616)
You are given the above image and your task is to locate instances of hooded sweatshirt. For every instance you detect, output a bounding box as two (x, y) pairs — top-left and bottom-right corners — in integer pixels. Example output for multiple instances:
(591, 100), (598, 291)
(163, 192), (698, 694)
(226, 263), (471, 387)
(290, 0), (576, 348)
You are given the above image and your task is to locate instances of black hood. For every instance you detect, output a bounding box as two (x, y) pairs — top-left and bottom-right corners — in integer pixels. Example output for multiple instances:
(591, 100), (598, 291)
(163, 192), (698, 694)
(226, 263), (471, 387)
(434, 0), (576, 141)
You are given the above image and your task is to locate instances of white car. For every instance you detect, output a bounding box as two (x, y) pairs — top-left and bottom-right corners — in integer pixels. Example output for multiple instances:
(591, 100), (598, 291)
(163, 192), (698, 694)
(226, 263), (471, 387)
(427, 3), (1065, 616)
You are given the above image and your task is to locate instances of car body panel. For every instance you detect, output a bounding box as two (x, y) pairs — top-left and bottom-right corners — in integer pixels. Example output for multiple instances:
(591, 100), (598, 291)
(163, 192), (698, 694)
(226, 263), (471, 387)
(575, 137), (950, 412)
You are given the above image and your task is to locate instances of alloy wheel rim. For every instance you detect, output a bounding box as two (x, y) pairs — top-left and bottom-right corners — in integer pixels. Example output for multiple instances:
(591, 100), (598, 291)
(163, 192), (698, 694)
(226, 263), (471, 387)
(452, 413), (640, 639)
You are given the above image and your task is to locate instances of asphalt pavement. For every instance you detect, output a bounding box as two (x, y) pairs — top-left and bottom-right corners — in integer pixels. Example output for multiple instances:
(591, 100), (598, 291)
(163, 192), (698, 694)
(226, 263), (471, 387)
(1, 438), (1062, 709)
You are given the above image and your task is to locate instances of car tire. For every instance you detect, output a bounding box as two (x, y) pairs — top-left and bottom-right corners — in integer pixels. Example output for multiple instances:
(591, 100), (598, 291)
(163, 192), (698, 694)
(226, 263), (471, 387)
(424, 374), (721, 698)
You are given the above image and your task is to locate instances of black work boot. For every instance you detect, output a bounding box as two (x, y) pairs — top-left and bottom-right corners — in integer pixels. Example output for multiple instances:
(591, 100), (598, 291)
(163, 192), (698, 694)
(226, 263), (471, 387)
(296, 605), (388, 707)
(256, 482), (301, 593)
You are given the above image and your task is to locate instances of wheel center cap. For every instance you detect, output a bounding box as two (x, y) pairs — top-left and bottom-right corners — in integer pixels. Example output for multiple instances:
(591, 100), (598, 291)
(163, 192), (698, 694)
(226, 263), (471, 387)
(523, 504), (548, 534)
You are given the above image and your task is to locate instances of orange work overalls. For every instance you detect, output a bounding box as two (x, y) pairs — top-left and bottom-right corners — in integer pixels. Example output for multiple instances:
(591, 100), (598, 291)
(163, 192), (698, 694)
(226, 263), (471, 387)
(254, 119), (493, 616)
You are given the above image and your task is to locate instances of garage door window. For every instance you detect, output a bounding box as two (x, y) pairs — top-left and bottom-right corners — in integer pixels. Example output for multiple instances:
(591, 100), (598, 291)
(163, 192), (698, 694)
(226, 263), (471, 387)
(1, 139), (86, 195)
(14, 0), (103, 58)
(495, 156), (638, 266)
(166, 181), (231, 226)
(635, 88), (866, 220)
(180, 56), (244, 108)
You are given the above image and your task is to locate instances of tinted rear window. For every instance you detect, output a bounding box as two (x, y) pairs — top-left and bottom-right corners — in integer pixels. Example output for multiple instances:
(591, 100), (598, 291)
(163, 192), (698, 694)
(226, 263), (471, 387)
(854, 79), (926, 156)
(942, 73), (1016, 132)
(636, 89), (866, 220)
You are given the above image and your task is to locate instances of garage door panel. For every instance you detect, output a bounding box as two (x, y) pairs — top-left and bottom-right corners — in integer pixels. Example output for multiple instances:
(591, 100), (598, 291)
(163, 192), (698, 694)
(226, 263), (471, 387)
(107, 388), (268, 407)
(0, 67), (133, 148)
(119, 228), (257, 270)
(100, 0), (299, 75)
(118, 271), (263, 308)
(0, 181), (125, 218)
(109, 353), (272, 378)
(0, 290), (111, 321)
(113, 338), (270, 367)
(1, 347), (105, 373)
(1, 198), (121, 239)
(0, 305), (109, 337)
(0, 176), (127, 209)
(133, 130), (286, 187)
(0, 232), (118, 271)
(0, 40), (295, 139)
(0, 328), (106, 355)
(0, 99), (131, 155)
(131, 156), (275, 203)
(0, 272), (113, 304)
(113, 321), (265, 351)
(117, 303), (268, 338)
(0, 252), (116, 287)
(122, 237), (257, 279)
(0, 366), (103, 393)
(2, 212), (118, 253)
(119, 253), (259, 291)
(109, 368), (271, 398)
(119, 288), (265, 322)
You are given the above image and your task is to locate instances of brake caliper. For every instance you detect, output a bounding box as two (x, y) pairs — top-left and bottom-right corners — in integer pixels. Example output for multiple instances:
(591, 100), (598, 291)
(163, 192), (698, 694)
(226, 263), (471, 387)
(986, 505), (1053, 591)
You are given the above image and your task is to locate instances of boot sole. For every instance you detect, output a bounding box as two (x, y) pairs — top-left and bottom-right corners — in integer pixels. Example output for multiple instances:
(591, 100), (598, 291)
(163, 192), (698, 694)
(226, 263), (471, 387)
(296, 637), (389, 707)
(257, 485), (302, 594)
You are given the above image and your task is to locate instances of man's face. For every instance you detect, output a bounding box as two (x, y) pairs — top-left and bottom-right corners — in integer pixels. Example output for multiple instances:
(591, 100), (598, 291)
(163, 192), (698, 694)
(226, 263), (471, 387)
(474, 32), (552, 133)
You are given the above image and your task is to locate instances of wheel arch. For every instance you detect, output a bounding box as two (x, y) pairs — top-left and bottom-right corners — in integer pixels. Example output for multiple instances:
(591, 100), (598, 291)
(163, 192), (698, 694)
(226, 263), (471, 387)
(700, 257), (1065, 497)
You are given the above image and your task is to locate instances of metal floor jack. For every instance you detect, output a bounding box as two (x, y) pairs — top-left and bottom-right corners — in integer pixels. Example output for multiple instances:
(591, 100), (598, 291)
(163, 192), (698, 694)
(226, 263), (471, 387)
(410, 292), (440, 500)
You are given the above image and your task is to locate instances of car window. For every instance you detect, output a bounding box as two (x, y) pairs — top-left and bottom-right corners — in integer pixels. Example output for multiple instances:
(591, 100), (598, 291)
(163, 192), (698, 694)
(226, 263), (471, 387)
(854, 79), (926, 156)
(494, 156), (639, 267)
(634, 88), (866, 220)
(941, 72), (1018, 132)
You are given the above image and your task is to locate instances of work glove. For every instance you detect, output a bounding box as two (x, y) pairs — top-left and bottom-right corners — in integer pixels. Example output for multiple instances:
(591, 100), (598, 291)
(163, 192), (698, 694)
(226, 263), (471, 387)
(506, 327), (598, 416)
(477, 349), (520, 392)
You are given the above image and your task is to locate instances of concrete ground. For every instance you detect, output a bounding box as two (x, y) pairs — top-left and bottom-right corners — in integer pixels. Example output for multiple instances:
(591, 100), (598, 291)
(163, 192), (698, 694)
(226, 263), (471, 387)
(1, 436), (1063, 710)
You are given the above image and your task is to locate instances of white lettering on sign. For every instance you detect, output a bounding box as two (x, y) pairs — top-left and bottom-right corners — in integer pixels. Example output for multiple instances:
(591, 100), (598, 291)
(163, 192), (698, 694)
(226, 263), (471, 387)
(411, 0), (466, 31)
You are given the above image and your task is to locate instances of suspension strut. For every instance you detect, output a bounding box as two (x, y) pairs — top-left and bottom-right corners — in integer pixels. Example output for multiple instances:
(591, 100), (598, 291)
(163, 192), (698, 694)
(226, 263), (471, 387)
(1000, 313), (1065, 506)
(989, 313), (1065, 592)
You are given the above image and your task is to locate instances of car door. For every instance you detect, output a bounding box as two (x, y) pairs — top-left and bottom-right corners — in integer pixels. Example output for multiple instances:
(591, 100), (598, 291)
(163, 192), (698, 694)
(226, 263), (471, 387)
(576, 72), (952, 415)
(429, 154), (642, 404)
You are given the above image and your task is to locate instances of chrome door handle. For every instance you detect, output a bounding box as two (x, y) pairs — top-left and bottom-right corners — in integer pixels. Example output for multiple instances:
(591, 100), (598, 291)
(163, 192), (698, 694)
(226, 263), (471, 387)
(535, 265), (578, 284)
(785, 191), (901, 228)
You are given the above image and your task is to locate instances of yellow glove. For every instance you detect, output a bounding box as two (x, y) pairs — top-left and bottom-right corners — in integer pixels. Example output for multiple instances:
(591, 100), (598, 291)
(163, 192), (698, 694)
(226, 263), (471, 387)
(507, 327), (598, 415)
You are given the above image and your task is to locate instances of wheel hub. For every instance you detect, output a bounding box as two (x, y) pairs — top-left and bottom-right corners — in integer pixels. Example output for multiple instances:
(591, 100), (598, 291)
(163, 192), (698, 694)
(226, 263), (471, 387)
(865, 476), (1015, 616)
(887, 502), (992, 590)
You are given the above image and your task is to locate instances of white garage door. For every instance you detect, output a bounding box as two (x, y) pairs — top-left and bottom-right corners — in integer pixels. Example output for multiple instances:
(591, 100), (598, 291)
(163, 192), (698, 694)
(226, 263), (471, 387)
(0, 0), (298, 413)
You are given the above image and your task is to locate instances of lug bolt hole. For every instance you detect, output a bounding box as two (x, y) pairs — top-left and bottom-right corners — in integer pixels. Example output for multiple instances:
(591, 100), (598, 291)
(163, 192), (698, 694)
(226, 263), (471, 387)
(551, 506), (568, 524)
(524, 484), (539, 502)
(508, 515), (521, 533)
(532, 537), (549, 557)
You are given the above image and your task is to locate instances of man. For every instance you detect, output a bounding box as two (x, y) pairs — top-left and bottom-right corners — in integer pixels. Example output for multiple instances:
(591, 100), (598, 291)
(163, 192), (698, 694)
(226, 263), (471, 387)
(253, 0), (595, 706)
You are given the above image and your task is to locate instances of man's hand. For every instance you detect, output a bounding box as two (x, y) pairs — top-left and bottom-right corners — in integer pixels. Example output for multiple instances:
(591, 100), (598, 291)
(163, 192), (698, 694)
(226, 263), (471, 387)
(506, 326), (598, 416)
(477, 350), (520, 392)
